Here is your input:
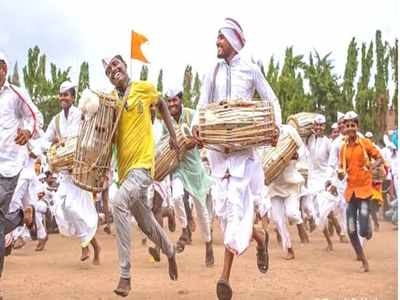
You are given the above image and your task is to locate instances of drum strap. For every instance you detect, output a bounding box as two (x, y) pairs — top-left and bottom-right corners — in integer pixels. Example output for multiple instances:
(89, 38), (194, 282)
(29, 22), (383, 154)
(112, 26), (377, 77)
(55, 113), (61, 141)
(208, 62), (221, 103)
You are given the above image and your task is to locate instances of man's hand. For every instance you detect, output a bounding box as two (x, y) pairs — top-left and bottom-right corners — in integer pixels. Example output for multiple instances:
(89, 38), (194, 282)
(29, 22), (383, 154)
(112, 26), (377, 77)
(185, 137), (198, 150)
(291, 151), (299, 160)
(337, 170), (345, 181)
(37, 192), (45, 200)
(169, 135), (180, 159)
(191, 125), (204, 148)
(271, 126), (280, 147)
(15, 128), (31, 145)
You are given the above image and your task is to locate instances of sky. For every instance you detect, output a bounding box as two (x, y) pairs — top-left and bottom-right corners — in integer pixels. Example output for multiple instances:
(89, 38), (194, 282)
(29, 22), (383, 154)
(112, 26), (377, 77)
(0, 0), (398, 93)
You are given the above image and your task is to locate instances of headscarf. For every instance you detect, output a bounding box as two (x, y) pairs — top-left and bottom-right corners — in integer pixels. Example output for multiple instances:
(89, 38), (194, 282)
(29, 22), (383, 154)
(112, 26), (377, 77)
(219, 18), (246, 53)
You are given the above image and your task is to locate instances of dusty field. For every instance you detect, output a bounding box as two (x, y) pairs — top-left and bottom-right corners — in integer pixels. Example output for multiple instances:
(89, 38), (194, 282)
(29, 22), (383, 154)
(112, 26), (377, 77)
(2, 220), (397, 300)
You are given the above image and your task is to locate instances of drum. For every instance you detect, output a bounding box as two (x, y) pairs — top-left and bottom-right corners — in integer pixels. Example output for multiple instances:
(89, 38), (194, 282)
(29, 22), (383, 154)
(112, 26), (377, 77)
(154, 125), (190, 182)
(72, 92), (118, 193)
(287, 112), (317, 138)
(199, 100), (275, 153)
(262, 134), (298, 185)
(47, 137), (77, 172)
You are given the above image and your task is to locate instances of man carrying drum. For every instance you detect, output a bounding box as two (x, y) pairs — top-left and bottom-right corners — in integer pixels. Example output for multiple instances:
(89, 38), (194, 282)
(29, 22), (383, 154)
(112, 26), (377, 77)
(191, 18), (281, 300)
(103, 55), (179, 297)
(159, 87), (215, 267)
(43, 81), (101, 265)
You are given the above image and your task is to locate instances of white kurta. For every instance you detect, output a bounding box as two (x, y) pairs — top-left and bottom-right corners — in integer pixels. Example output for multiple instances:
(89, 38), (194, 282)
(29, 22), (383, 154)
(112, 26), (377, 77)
(306, 134), (331, 194)
(327, 134), (347, 232)
(193, 54), (282, 255)
(44, 106), (98, 247)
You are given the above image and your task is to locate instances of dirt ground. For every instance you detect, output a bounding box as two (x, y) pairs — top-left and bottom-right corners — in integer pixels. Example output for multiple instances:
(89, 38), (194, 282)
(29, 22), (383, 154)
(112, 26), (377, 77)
(2, 219), (397, 300)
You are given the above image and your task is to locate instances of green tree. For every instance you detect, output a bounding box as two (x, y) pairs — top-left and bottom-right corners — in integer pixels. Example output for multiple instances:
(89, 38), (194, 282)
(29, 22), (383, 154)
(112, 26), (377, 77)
(342, 37), (358, 111)
(77, 62), (90, 99)
(374, 30), (390, 135)
(266, 56), (280, 93)
(303, 51), (342, 125)
(23, 46), (71, 128)
(390, 39), (398, 125)
(182, 65), (193, 107)
(8, 62), (21, 86)
(140, 65), (149, 80)
(157, 69), (163, 93)
(191, 71), (201, 108)
(355, 42), (374, 132)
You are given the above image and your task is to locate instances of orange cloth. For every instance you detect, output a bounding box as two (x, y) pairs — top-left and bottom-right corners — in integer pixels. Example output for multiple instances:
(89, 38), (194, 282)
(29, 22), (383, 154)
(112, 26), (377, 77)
(339, 137), (382, 201)
(131, 31), (149, 63)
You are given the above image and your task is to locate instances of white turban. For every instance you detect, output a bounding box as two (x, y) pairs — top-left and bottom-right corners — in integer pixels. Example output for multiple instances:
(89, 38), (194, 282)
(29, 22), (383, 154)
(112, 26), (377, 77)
(344, 111), (358, 121)
(337, 112), (344, 121)
(0, 52), (9, 75)
(365, 131), (373, 138)
(314, 114), (326, 124)
(331, 122), (338, 129)
(164, 86), (182, 98)
(59, 81), (76, 94)
(219, 18), (246, 53)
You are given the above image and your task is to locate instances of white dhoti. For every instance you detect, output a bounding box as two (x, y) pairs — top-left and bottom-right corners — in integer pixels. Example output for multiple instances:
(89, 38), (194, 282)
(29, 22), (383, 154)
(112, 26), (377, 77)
(172, 177), (211, 242)
(212, 158), (264, 255)
(270, 194), (302, 251)
(53, 175), (98, 247)
(315, 190), (340, 231)
(34, 200), (48, 240)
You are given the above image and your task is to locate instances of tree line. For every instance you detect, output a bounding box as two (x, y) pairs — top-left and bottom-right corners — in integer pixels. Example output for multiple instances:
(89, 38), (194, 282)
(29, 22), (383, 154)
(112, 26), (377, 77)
(9, 30), (398, 140)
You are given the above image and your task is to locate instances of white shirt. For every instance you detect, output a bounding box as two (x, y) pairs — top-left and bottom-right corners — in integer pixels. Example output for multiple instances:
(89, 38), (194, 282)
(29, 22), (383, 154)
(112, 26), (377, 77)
(0, 81), (42, 177)
(194, 54), (282, 178)
(306, 134), (331, 191)
(43, 105), (81, 148)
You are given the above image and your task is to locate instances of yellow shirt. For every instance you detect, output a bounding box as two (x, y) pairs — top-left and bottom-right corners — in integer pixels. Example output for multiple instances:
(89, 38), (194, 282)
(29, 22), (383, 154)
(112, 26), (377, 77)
(114, 81), (159, 183)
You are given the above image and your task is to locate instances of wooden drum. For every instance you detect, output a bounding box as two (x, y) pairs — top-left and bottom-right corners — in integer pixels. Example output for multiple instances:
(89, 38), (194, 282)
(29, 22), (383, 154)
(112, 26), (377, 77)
(47, 137), (77, 172)
(72, 92), (118, 192)
(154, 125), (190, 182)
(287, 112), (317, 138)
(199, 100), (275, 153)
(262, 135), (298, 185)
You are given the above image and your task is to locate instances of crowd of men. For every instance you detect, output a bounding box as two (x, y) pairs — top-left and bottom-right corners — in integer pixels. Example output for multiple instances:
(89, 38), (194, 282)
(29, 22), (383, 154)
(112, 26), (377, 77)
(0, 18), (398, 300)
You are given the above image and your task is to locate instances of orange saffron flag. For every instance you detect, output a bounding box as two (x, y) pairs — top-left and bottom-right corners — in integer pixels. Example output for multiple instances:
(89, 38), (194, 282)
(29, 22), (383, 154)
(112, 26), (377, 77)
(131, 31), (149, 63)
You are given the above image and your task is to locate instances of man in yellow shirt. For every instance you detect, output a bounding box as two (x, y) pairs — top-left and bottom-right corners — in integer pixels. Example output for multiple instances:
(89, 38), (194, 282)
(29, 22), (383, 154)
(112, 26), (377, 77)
(103, 55), (179, 297)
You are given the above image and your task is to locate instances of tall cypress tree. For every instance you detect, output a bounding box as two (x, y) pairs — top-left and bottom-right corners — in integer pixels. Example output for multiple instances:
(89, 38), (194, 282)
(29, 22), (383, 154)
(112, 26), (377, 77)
(375, 30), (389, 135)
(157, 69), (163, 93)
(140, 65), (149, 80)
(182, 65), (193, 107)
(342, 37), (358, 111)
(391, 39), (399, 125)
(77, 62), (90, 99)
(191, 71), (201, 108)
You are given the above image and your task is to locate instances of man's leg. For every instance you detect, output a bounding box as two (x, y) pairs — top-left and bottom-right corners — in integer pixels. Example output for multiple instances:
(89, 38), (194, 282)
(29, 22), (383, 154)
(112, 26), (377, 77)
(346, 196), (369, 272)
(112, 176), (135, 296)
(0, 174), (21, 277)
(271, 197), (293, 259)
(172, 179), (190, 253)
(216, 248), (234, 300)
(192, 197), (214, 267)
(127, 170), (177, 281)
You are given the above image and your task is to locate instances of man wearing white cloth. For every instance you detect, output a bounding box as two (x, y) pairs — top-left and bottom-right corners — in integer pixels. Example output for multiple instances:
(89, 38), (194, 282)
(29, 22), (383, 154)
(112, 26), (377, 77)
(327, 112), (349, 243)
(43, 81), (101, 264)
(306, 114), (339, 250)
(192, 18), (281, 300)
(267, 124), (306, 260)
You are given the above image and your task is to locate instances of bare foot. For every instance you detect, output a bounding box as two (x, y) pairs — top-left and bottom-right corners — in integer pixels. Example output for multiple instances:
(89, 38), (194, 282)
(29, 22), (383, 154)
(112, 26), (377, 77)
(114, 277), (131, 297)
(284, 248), (295, 260)
(361, 259), (370, 272)
(205, 241), (214, 267)
(325, 243), (334, 252)
(80, 246), (90, 262)
(104, 225), (111, 235)
(168, 253), (178, 280)
(93, 246), (101, 265)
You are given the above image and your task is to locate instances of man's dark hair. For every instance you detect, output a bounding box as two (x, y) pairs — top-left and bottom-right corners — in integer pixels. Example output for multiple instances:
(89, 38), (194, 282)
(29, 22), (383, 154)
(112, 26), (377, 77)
(45, 170), (52, 178)
(114, 55), (127, 68)
(176, 91), (183, 99)
(68, 87), (76, 98)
